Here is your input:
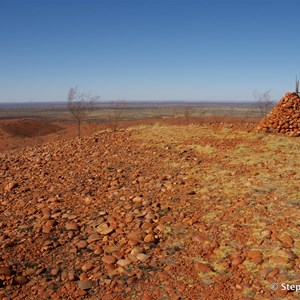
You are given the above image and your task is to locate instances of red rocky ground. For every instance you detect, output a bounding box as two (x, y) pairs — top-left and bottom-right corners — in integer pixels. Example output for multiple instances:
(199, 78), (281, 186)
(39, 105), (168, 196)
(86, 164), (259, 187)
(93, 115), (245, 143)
(0, 122), (299, 300)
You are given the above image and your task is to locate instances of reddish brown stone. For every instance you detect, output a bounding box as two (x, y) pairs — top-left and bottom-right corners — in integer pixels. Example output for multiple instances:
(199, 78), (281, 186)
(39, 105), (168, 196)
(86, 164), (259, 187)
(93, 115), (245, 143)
(65, 222), (79, 231)
(102, 255), (117, 264)
(76, 240), (88, 249)
(247, 250), (263, 264)
(12, 276), (29, 285)
(194, 262), (212, 273)
(4, 182), (18, 192)
(0, 266), (13, 276)
(231, 257), (243, 266)
(81, 261), (94, 272)
(78, 280), (96, 290)
(281, 236), (294, 247)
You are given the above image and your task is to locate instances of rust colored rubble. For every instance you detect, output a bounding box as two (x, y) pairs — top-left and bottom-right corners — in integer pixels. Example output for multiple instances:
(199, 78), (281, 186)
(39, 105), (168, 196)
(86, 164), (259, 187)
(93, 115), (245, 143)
(257, 92), (300, 137)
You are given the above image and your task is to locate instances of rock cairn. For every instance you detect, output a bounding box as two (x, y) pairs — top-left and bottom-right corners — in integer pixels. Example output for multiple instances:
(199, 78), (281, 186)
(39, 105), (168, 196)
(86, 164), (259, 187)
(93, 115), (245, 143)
(256, 92), (300, 137)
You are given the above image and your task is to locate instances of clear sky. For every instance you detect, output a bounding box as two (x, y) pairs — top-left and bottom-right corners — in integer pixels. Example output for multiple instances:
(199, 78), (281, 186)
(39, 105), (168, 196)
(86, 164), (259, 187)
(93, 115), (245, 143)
(0, 0), (299, 102)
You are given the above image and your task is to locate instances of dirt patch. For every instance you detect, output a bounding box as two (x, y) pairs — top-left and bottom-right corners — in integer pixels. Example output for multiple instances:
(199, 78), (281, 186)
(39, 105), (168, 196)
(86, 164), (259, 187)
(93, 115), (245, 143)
(0, 119), (63, 138)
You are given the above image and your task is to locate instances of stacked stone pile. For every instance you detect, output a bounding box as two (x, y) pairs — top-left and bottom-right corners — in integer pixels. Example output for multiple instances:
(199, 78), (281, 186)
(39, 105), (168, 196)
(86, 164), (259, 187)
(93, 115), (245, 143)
(256, 92), (300, 137)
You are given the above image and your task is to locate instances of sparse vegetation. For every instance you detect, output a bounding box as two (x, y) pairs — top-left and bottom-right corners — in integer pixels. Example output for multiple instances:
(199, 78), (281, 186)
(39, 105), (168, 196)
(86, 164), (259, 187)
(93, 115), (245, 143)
(132, 123), (300, 201)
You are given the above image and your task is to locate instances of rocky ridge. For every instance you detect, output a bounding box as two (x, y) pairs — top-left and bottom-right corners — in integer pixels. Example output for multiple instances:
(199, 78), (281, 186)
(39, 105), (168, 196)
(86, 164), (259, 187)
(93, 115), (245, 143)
(0, 127), (299, 299)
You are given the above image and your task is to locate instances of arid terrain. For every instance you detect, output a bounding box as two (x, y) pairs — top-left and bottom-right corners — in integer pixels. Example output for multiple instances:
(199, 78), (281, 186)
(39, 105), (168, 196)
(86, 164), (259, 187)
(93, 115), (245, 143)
(0, 102), (299, 299)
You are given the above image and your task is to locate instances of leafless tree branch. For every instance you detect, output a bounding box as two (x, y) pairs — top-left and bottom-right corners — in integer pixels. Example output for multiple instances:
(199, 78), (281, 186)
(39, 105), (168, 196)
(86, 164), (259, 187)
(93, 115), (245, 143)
(253, 90), (274, 118)
(67, 86), (100, 137)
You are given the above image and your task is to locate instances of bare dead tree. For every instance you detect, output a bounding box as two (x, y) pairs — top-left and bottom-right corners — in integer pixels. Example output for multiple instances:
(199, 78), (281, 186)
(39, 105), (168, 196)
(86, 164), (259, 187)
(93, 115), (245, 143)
(67, 86), (100, 138)
(253, 90), (274, 118)
(296, 76), (299, 95)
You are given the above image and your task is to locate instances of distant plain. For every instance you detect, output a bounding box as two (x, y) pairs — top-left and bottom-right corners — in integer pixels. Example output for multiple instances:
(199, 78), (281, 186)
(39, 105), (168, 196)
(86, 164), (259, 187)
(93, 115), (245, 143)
(0, 101), (264, 152)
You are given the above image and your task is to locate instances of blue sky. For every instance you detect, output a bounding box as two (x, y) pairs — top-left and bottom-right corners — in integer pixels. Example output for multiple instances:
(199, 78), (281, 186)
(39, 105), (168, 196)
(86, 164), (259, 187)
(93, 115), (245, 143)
(0, 0), (299, 102)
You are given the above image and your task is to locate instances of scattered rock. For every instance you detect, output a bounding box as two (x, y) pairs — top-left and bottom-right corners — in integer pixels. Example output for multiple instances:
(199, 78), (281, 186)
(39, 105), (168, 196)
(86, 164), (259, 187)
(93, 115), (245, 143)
(269, 256), (289, 264)
(144, 234), (155, 243)
(261, 229), (271, 239)
(136, 253), (149, 262)
(96, 223), (114, 235)
(76, 240), (88, 249)
(127, 230), (144, 242)
(247, 250), (263, 264)
(102, 255), (117, 265)
(87, 233), (101, 243)
(281, 236), (294, 248)
(0, 122), (297, 299)
(117, 259), (131, 267)
(231, 257), (243, 266)
(0, 266), (13, 276)
(78, 280), (96, 290)
(65, 221), (79, 231)
(81, 261), (94, 272)
(194, 262), (212, 273)
(84, 195), (93, 205)
(113, 250), (124, 260)
(12, 276), (29, 285)
(4, 181), (18, 192)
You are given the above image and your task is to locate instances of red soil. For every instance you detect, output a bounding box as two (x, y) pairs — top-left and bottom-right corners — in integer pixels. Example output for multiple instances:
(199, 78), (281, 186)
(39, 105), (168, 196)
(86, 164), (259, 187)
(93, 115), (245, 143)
(0, 117), (259, 152)
(0, 116), (297, 300)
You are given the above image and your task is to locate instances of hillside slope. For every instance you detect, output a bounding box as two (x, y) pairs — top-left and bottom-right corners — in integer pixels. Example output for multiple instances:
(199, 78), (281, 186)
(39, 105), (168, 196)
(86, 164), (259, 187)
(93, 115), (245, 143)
(0, 124), (299, 299)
